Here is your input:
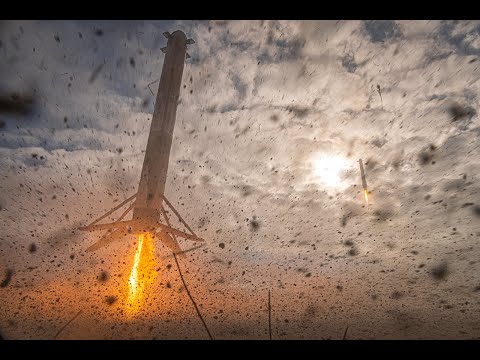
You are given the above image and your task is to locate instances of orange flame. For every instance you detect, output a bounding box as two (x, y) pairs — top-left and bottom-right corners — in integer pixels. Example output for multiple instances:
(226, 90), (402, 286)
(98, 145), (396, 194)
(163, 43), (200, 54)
(364, 189), (369, 205)
(126, 233), (157, 315)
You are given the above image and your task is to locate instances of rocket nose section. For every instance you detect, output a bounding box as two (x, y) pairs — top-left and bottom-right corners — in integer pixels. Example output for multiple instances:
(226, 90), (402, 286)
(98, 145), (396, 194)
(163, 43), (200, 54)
(170, 30), (188, 43)
(165, 30), (190, 51)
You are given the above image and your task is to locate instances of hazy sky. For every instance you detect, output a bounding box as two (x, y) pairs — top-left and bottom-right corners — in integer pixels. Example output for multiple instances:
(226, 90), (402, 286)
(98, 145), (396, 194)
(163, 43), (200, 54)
(1, 20), (480, 339)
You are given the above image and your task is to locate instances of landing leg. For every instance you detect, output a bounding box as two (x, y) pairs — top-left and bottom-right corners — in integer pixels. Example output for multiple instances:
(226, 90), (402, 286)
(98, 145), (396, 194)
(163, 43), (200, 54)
(162, 195), (198, 237)
(84, 193), (137, 228)
(159, 198), (205, 256)
(158, 204), (184, 257)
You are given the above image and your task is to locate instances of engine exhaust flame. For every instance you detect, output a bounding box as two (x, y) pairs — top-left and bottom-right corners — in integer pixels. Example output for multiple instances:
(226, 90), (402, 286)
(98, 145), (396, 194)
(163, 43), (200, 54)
(128, 234), (145, 304)
(364, 189), (369, 205)
(126, 232), (157, 315)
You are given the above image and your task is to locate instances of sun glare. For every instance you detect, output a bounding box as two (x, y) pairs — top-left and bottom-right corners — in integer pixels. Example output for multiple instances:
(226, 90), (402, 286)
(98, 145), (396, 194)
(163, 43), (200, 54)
(312, 154), (350, 188)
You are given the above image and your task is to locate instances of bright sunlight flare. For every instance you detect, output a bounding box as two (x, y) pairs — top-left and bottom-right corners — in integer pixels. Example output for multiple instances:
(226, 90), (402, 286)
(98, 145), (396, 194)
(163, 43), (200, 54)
(312, 154), (350, 188)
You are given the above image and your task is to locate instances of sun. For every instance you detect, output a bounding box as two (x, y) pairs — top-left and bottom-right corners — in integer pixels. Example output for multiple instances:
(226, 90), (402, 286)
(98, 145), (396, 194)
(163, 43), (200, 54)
(312, 154), (350, 188)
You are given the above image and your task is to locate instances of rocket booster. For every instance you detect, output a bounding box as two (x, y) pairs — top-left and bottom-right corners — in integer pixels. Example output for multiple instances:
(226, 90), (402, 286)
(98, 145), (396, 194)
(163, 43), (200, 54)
(134, 31), (191, 216)
(359, 159), (367, 190)
(79, 30), (206, 255)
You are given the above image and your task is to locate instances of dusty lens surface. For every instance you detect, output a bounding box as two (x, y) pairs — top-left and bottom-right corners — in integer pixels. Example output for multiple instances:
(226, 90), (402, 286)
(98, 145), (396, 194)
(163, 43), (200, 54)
(1, 20), (480, 339)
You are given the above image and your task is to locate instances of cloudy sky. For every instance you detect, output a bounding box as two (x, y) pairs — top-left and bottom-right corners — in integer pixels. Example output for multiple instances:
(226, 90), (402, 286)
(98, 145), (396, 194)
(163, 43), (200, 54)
(1, 20), (480, 339)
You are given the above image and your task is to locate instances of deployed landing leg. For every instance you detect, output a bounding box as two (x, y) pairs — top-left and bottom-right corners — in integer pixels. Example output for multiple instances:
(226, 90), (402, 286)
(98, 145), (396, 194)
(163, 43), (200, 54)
(82, 193), (137, 252)
(158, 196), (205, 258)
(79, 193), (205, 254)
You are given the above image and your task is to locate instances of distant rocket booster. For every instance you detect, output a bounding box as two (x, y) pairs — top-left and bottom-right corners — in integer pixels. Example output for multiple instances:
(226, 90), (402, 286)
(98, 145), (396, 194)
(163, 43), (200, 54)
(359, 159), (367, 190)
(359, 159), (369, 205)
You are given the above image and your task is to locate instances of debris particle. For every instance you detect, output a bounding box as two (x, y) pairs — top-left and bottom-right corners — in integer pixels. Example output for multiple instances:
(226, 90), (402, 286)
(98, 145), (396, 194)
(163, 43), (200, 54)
(390, 291), (404, 300)
(347, 247), (358, 256)
(449, 103), (476, 122)
(473, 205), (480, 217)
(105, 296), (117, 305)
(98, 271), (109, 282)
(28, 243), (37, 253)
(0, 269), (13, 288)
(249, 216), (260, 231)
(89, 63), (104, 83)
(430, 262), (449, 280)
(343, 239), (354, 246)
(418, 151), (432, 165)
(0, 93), (34, 115)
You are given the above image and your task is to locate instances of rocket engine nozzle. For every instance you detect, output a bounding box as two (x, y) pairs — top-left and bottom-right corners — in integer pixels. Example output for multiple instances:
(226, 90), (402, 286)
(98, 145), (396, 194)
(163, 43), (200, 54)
(130, 207), (161, 234)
